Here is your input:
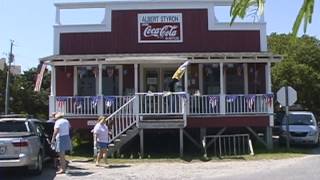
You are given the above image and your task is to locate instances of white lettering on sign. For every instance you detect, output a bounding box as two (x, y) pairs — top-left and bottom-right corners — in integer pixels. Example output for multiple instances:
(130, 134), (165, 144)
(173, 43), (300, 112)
(138, 13), (183, 43)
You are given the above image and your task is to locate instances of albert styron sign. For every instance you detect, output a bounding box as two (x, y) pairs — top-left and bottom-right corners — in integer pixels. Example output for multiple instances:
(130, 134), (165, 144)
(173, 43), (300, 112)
(138, 13), (183, 43)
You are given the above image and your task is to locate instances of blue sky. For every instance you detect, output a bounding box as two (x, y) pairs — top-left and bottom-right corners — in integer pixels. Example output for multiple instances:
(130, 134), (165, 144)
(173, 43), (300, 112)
(0, 0), (319, 71)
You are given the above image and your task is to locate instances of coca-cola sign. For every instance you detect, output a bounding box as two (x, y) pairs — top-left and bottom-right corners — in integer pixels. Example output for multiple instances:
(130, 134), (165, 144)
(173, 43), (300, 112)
(138, 13), (183, 43)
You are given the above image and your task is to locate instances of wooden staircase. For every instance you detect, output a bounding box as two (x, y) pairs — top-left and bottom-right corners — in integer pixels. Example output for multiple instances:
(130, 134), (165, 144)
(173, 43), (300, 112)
(108, 125), (139, 157)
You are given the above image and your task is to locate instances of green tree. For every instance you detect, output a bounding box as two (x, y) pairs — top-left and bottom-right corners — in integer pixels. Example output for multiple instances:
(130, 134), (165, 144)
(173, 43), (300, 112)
(231, 0), (315, 36)
(0, 67), (50, 119)
(268, 33), (320, 116)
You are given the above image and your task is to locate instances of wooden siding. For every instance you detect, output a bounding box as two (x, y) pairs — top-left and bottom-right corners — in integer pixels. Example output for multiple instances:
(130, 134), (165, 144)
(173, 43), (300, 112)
(60, 9), (261, 55)
(187, 116), (269, 128)
(56, 66), (74, 96)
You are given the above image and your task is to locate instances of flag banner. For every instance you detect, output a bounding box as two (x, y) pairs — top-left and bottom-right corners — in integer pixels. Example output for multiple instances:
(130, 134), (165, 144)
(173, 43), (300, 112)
(56, 96), (67, 109)
(90, 96), (100, 108)
(208, 96), (219, 108)
(226, 95), (237, 103)
(263, 93), (274, 107)
(245, 95), (256, 110)
(172, 60), (190, 80)
(104, 96), (116, 108)
(179, 93), (188, 100)
(74, 97), (83, 109)
(34, 63), (47, 92)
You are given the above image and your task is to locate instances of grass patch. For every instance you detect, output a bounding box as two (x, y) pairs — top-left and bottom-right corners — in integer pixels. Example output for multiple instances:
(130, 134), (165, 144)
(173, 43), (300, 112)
(66, 141), (314, 163)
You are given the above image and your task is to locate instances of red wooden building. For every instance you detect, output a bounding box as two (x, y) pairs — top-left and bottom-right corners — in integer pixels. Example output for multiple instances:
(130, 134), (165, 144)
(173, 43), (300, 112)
(41, 0), (282, 156)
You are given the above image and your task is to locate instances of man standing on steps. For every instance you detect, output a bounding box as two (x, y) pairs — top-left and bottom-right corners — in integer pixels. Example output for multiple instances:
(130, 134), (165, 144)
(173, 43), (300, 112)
(166, 60), (190, 95)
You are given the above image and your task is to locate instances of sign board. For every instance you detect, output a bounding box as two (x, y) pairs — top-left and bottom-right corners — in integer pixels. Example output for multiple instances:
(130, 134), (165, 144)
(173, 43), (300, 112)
(87, 120), (97, 126)
(138, 13), (183, 43)
(276, 86), (297, 106)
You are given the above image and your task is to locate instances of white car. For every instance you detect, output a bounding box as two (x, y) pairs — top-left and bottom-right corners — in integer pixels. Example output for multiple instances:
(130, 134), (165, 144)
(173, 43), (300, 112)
(280, 111), (319, 146)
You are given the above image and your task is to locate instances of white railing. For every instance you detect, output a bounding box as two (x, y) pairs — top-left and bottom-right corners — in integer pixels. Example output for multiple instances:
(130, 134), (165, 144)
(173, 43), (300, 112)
(189, 95), (220, 115)
(189, 94), (273, 115)
(107, 96), (138, 142)
(225, 94), (273, 114)
(136, 92), (188, 115)
(55, 94), (273, 116)
(55, 96), (99, 116)
(103, 96), (134, 115)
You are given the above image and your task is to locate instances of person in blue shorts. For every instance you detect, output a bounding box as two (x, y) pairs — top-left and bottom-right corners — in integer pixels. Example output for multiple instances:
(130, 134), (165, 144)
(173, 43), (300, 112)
(92, 116), (110, 166)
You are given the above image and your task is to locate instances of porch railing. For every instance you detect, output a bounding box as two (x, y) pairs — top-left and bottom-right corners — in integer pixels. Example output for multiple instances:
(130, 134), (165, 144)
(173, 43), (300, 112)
(54, 93), (273, 116)
(135, 92), (188, 115)
(189, 95), (220, 115)
(225, 94), (273, 114)
(55, 96), (133, 116)
(55, 96), (98, 116)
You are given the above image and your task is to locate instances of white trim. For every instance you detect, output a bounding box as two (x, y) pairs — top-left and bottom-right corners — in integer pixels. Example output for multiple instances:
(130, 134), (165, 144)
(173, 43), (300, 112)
(98, 64), (102, 95)
(134, 64), (139, 93)
(260, 23), (267, 51)
(53, 0), (267, 53)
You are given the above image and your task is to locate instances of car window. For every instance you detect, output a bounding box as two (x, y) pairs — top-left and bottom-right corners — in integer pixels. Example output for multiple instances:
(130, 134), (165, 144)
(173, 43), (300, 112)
(33, 122), (46, 137)
(283, 114), (315, 126)
(0, 121), (28, 132)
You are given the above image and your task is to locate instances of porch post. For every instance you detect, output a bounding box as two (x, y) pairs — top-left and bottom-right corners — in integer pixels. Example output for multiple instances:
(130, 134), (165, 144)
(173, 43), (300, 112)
(49, 65), (56, 115)
(266, 62), (273, 150)
(179, 128), (184, 157)
(184, 66), (188, 93)
(139, 128), (144, 158)
(200, 128), (206, 153)
(134, 64), (138, 93)
(219, 62), (225, 114)
(98, 64), (103, 115)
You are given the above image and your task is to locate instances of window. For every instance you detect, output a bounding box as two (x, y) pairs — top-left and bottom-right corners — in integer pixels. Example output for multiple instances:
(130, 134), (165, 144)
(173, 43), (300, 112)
(102, 65), (119, 95)
(225, 63), (244, 94)
(0, 121), (28, 132)
(203, 64), (220, 94)
(77, 66), (97, 96)
(248, 63), (266, 94)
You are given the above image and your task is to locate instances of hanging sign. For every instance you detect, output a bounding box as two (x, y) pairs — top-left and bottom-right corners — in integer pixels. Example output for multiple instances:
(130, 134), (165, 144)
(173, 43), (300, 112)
(138, 13), (183, 43)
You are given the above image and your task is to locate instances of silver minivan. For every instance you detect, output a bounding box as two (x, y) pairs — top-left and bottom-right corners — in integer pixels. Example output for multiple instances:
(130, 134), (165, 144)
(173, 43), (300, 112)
(281, 111), (319, 145)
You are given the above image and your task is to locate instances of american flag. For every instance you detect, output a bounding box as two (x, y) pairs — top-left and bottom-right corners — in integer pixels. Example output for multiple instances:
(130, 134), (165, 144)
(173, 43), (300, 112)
(246, 95), (255, 110)
(208, 96), (219, 108)
(34, 63), (47, 92)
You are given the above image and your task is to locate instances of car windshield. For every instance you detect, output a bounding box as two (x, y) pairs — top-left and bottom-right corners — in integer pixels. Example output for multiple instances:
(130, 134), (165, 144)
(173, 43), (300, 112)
(282, 114), (314, 126)
(0, 121), (28, 132)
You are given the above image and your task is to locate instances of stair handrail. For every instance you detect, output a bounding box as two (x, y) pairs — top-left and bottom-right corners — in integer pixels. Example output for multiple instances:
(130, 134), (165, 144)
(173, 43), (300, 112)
(107, 95), (138, 142)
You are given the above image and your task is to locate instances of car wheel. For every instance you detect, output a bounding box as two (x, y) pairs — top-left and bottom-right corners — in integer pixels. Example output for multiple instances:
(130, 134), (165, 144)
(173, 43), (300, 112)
(29, 153), (43, 175)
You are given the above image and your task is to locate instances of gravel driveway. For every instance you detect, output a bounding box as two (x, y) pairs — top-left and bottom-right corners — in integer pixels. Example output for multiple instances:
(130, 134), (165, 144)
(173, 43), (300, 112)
(3, 151), (320, 180)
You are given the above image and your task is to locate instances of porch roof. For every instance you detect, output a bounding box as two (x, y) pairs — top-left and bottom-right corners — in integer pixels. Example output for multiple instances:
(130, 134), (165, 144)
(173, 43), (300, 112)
(40, 52), (282, 66)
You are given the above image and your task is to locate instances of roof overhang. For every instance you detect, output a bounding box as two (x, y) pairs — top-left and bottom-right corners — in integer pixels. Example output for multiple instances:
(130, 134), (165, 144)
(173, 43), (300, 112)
(40, 52), (283, 66)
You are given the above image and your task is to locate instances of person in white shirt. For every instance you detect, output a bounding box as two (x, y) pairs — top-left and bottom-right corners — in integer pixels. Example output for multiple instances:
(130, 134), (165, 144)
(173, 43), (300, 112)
(92, 116), (110, 166)
(51, 112), (72, 174)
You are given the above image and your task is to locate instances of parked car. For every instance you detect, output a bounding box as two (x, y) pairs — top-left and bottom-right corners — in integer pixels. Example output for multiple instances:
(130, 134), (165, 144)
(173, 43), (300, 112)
(280, 111), (319, 146)
(0, 115), (53, 174)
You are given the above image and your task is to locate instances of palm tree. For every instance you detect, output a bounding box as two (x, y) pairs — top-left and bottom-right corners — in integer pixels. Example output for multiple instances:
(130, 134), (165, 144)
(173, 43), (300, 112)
(230, 0), (315, 36)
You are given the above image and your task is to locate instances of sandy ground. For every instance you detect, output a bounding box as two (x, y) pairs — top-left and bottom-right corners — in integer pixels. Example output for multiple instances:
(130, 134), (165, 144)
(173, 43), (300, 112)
(52, 156), (309, 180)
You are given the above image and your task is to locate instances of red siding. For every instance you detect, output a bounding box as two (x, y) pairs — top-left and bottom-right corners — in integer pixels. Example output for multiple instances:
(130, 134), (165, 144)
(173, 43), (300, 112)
(56, 66), (74, 96)
(187, 116), (269, 128)
(60, 9), (260, 55)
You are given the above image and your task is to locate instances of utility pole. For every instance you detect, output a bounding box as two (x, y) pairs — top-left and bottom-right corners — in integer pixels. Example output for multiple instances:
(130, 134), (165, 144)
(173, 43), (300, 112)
(5, 40), (14, 115)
